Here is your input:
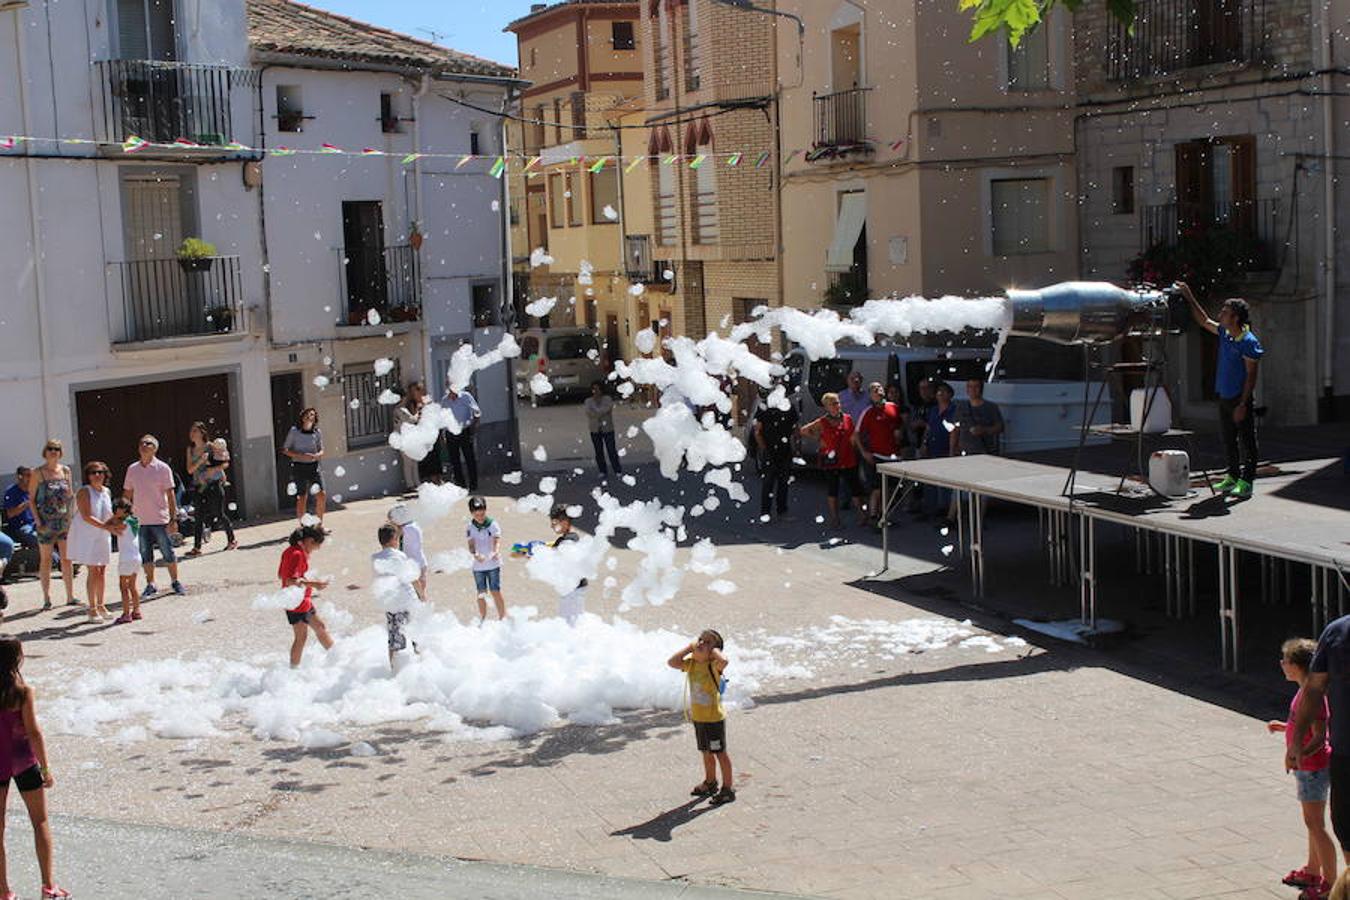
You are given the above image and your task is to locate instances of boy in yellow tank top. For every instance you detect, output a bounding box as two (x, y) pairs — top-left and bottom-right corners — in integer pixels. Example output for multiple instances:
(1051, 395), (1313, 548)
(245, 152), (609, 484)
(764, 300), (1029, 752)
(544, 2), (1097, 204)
(667, 629), (734, 805)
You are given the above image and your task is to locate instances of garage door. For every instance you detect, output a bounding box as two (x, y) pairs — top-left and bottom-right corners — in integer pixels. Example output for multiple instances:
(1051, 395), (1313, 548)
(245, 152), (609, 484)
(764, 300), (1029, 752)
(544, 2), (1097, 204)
(74, 374), (235, 508)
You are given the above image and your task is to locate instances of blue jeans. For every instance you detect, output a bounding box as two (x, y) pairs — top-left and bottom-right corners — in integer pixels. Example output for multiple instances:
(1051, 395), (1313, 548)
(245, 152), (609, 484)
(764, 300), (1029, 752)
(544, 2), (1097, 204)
(0, 530), (13, 565)
(590, 431), (622, 475)
(472, 567), (502, 592)
(138, 524), (176, 568)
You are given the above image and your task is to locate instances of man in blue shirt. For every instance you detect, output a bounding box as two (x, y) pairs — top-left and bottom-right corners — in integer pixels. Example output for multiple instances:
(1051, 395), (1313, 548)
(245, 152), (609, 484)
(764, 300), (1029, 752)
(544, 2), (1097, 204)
(440, 385), (481, 492)
(2, 466), (36, 549)
(1179, 283), (1263, 497)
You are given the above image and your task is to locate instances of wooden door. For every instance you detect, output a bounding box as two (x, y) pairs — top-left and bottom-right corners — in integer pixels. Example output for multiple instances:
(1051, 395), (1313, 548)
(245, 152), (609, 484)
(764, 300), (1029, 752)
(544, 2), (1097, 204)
(1174, 141), (1213, 231)
(75, 373), (233, 504)
(270, 372), (304, 506)
(605, 313), (620, 366)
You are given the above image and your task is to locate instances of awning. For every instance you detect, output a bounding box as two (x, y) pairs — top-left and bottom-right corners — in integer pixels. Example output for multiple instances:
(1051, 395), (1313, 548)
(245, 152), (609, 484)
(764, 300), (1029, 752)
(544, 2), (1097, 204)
(825, 191), (867, 273)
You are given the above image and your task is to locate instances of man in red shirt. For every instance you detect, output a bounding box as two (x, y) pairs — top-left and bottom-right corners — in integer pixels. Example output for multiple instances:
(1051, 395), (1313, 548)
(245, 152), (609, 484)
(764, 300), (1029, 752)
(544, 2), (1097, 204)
(852, 382), (905, 528)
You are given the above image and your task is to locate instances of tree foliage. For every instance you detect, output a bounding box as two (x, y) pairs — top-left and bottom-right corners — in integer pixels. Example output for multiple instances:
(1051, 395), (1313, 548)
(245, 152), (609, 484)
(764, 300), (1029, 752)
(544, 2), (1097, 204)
(959, 0), (1136, 45)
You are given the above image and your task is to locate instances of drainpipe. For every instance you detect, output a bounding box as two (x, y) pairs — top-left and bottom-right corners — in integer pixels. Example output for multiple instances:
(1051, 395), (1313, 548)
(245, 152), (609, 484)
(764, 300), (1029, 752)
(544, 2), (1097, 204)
(412, 72), (431, 382)
(256, 64), (277, 345)
(1318, 0), (1337, 418)
(14, 8), (52, 439)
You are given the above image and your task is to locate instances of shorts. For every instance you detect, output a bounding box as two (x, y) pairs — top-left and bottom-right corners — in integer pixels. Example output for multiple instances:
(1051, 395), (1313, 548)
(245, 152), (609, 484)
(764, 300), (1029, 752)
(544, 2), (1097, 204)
(4, 765), (43, 793)
(473, 567), (502, 593)
(138, 523), (176, 565)
(386, 610), (410, 651)
(824, 465), (865, 498)
(1298, 767), (1331, 803)
(693, 720), (727, 753)
(285, 608), (315, 626)
(36, 519), (69, 545)
(292, 462), (324, 497)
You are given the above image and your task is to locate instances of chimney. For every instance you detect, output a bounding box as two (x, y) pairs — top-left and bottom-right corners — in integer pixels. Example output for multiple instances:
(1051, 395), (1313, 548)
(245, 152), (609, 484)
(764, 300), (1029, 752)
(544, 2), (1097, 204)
(531, 3), (547, 10)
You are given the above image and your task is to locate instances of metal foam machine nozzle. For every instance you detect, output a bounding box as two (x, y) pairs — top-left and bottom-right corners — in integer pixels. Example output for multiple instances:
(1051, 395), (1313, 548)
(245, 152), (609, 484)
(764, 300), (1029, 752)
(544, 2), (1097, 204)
(1007, 281), (1186, 345)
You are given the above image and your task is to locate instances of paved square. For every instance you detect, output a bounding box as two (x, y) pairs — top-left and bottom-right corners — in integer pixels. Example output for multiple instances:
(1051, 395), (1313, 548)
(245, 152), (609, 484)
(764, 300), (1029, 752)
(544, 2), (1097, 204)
(3, 469), (1302, 899)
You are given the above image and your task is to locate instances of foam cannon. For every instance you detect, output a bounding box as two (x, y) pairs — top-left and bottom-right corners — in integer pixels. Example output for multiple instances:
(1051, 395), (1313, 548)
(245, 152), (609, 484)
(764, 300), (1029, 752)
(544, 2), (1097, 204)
(1006, 281), (1187, 345)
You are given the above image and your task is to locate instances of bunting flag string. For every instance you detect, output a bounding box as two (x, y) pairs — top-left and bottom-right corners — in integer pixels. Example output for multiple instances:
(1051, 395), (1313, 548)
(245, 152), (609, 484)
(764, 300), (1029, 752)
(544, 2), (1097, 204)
(0, 132), (914, 172)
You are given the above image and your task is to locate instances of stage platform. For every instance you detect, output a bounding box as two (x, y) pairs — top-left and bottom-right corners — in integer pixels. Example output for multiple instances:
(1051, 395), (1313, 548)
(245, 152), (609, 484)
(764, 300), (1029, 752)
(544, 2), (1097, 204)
(877, 451), (1349, 671)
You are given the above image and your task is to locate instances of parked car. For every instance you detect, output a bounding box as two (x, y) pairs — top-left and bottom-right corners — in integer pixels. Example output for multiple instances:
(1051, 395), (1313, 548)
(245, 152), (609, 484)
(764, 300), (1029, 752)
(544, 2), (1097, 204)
(514, 327), (604, 401)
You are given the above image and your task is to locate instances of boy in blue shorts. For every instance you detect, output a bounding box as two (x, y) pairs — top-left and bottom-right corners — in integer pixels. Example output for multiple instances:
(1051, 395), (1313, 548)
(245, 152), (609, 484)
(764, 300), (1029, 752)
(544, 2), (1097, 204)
(466, 496), (506, 622)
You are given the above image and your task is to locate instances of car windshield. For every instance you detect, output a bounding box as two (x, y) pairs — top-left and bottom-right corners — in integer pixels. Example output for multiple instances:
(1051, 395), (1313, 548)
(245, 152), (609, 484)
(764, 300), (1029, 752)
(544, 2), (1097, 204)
(546, 335), (599, 360)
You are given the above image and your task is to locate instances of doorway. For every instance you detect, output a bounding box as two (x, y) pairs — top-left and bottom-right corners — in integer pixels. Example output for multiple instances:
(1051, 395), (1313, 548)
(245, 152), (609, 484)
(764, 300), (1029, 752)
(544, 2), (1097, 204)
(270, 372), (304, 507)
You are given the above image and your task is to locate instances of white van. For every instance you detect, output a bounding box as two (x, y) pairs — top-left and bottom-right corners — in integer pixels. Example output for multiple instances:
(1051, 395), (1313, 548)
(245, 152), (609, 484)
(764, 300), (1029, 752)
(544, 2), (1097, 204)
(514, 327), (604, 400)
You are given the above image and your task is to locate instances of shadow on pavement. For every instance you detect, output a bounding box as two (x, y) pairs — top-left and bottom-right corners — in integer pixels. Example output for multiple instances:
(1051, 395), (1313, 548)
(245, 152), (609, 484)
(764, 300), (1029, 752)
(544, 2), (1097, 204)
(610, 799), (719, 842)
(467, 710), (686, 775)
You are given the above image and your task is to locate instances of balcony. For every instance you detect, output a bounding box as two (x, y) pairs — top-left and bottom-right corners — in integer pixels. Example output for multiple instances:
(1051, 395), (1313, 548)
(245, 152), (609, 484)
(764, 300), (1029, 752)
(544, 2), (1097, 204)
(110, 257), (244, 344)
(809, 87), (873, 161)
(1106, 0), (1267, 81)
(338, 244), (421, 326)
(1141, 198), (1280, 261)
(95, 60), (257, 151)
(824, 269), (869, 307)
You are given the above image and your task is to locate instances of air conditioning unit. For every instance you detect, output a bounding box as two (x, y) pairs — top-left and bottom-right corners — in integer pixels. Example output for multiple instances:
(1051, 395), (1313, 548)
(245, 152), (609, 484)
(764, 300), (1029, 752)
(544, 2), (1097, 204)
(0, 1), (30, 10)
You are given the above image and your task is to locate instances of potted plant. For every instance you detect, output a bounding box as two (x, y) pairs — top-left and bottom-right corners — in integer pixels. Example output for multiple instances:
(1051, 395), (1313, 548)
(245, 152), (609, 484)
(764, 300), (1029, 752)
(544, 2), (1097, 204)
(204, 305), (233, 333)
(177, 237), (217, 273)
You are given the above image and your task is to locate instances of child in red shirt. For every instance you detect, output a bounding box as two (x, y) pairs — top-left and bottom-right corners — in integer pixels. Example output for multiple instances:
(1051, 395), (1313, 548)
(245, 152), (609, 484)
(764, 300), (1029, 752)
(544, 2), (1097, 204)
(1269, 638), (1335, 899)
(278, 525), (334, 668)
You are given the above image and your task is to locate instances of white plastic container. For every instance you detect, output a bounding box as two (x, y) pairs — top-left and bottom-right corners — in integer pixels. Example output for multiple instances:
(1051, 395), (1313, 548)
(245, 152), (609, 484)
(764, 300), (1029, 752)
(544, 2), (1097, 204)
(1149, 449), (1191, 497)
(1130, 387), (1172, 434)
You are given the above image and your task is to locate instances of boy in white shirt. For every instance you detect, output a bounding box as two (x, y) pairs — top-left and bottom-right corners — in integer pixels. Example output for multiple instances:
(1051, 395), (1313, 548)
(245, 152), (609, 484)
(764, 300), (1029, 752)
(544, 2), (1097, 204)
(388, 503), (427, 601)
(371, 523), (422, 669)
(466, 495), (506, 623)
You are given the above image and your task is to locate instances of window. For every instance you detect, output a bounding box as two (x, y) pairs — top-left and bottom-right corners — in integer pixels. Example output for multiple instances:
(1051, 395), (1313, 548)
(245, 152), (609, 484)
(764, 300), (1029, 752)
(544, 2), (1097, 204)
(656, 161), (676, 245)
(117, 0), (176, 60)
(990, 177), (1051, 255)
(342, 361), (400, 449)
(613, 20), (635, 50)
(548, 173), (564, 228)
(380, 93), (400, 133)
(529, 46), (537, 69)
(1112, 166), (1135, 215)
(1006, 25), (1050, 92)
(472, 282), (499, 328)
(682, 0), (702, 91)
(690, 125), (717, 244)
(566, 172), (582, 227)
(470, 127), (481, 156)
(570, 92), (587, 139)
(654, 1), (670, 100)
(546, 333), (600, 360)
(121, 168), (197, 260)
(276, 85), (304, 133)
(590, 167), (619, 223)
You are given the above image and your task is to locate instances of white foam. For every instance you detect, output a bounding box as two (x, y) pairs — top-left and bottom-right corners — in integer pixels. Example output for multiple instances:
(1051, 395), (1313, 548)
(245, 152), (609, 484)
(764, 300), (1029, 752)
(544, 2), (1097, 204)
(525, 296), (558, 318)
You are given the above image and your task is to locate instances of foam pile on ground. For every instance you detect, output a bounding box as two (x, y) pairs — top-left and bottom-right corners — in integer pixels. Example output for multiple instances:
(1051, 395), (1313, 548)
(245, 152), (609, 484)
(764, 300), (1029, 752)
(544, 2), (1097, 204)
(43, 614), (781, 742)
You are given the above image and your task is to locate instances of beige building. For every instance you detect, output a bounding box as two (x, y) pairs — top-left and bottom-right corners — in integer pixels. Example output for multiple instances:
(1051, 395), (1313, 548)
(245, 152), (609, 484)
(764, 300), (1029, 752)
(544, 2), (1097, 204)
(506, 1), (660, 363)
(776, 1), (1079, 310)
(638, 0), (780, 344)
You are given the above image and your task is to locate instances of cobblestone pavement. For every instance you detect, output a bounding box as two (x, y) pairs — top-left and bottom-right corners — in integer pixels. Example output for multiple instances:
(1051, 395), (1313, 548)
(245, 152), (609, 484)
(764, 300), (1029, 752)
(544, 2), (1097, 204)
(0, 461), (1303, 899)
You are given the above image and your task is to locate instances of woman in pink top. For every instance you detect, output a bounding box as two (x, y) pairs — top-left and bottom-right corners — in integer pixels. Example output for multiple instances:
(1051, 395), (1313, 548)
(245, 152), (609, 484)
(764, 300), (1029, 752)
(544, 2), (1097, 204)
(0, 637), (68, 899)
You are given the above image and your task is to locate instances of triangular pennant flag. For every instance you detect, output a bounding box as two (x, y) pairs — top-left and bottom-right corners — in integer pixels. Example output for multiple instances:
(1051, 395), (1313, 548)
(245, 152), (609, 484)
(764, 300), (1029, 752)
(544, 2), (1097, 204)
(890, 139), (905, 152)
(784, 149), (801, 164)
(0, 137), (15, 150)
(660, 154), (678, 167)
(122, 135), (147, 153)
(489, 156), (506, 178)
(625, 155), (645, 174)
(272, 147), (297, 156)
(319, 143), (343, 154)
(455, 154), (473, 170)
(224, 142), (248, 152)
(754, 151), (770, 168)
(688, 154), (707, 169)
(588, 157), (608, 173)
(361, 147), (383, 156)
(725, 152), (742, 167)
(401, 152), (422, 164)
(524, 156), (541, 172)
(173, 138), (200, 148)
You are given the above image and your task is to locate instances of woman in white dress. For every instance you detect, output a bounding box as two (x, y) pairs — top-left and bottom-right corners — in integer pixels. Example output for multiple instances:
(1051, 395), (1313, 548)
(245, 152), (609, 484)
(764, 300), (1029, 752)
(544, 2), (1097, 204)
(69, 461), (115, 622)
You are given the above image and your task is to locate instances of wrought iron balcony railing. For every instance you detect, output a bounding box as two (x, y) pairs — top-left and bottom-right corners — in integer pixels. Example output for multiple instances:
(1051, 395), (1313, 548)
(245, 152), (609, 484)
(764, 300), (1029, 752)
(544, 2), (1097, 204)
(110, 256), (244, 343)
(1106, 0), (1267, 80)
(1140, 198), (1281, 267)
(339, 244), (421, 325)
(813, 87), (870, 151)
(96, 60), (256, 148)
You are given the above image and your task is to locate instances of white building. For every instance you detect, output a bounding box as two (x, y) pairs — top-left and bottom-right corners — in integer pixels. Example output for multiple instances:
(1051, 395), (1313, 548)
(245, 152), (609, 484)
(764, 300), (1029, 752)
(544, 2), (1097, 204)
(0, 0), (520, 515)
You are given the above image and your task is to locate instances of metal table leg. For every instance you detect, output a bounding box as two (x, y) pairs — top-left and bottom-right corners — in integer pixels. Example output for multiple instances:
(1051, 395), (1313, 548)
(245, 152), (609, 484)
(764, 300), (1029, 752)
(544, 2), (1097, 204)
(1080, 514), (1096, 628)
(1218, 545), (1230, 670)
(972, 492), (985, 599)
(880, 473), (890, 575)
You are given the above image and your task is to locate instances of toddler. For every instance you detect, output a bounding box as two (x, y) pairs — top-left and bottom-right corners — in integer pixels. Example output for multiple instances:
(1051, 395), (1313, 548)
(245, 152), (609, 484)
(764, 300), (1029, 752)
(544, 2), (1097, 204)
(667, 629), (734, 806)
(1270, 637), (1336, 899)
(111, 499), (142, 624)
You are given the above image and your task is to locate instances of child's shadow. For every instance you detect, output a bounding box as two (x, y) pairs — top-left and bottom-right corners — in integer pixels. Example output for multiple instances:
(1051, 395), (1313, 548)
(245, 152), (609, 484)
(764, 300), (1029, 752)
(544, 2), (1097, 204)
(610, 799), (717, 842)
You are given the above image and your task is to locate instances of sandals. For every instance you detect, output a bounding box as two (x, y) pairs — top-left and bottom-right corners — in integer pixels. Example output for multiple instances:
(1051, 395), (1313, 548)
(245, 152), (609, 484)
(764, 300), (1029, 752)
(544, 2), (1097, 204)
(42, 886), (72, 899)
(183, 549), (203, 558)
(709, 786), (737, 806)
(1285, 868), (1319, 887)
(690, 780), (718, 797)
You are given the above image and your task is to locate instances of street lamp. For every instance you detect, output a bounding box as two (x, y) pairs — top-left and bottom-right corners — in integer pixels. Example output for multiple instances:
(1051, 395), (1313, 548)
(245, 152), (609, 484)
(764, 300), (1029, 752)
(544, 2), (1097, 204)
(710, 0), (805, 37)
